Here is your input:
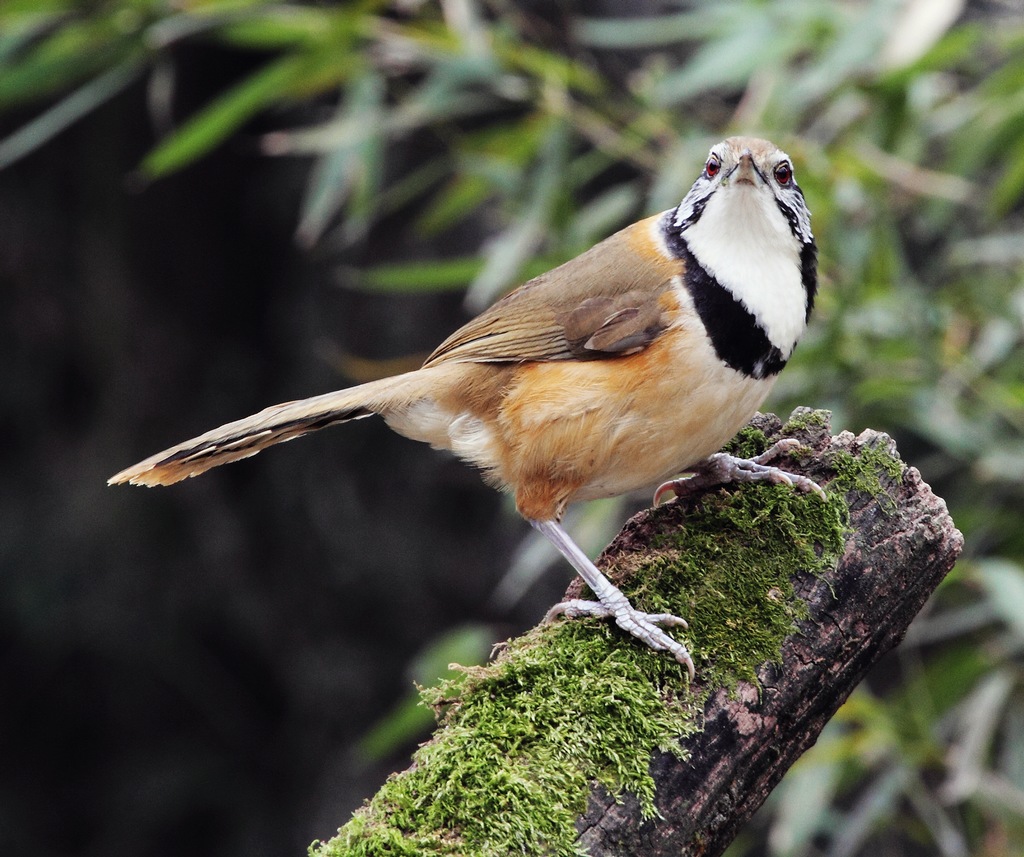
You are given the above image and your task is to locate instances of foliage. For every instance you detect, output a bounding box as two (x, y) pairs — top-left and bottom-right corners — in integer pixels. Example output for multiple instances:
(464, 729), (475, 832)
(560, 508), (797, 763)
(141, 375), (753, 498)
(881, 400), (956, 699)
(6, 0), (1024, 855)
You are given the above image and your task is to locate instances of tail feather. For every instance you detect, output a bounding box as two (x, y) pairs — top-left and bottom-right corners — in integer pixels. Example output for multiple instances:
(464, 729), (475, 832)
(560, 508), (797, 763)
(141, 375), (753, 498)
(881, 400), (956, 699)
(108, 386), (381, 487)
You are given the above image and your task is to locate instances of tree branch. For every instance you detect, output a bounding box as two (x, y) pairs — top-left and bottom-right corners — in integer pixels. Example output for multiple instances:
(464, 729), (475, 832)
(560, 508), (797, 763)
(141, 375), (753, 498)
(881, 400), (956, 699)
(312, 409), (964, 857)
(577, 409), (963, 854)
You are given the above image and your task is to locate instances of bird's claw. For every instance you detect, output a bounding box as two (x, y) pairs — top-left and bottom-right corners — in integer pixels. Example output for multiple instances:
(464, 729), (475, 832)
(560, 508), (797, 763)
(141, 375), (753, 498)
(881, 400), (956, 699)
(545, 599), (694, 678)
(654, 439), (826, 506)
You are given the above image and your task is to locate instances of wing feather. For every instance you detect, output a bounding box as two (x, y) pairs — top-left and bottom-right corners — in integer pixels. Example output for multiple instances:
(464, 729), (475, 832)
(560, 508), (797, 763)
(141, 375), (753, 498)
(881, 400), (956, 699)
(423, 214), (681, 367)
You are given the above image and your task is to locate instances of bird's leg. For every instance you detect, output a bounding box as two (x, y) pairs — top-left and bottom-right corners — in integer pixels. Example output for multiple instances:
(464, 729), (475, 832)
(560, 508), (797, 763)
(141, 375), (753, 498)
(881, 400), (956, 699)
(530, 518), (694, 678)
(654, 438), (827, 506)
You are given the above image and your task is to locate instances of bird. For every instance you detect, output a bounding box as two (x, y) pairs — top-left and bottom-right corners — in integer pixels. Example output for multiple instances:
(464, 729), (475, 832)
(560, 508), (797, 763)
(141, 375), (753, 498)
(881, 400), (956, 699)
(109, 136), (821, 678)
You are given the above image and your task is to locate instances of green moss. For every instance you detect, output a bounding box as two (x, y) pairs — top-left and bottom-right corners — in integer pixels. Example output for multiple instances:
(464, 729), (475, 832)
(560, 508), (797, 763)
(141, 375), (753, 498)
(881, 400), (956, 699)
(781, 408), (832, 435)
(640, 481), (848, 687)
(311, 412), (881, 857)
(313, 620), (702, 857)
(722, 423), (772, 460)
(825, 442), (905, 513)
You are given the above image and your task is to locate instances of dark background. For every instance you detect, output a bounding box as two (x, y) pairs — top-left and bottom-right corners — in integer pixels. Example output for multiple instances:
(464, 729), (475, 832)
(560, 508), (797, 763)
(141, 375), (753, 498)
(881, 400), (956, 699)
(0, 48), (561, 857)
(6, 3), (1024, 856)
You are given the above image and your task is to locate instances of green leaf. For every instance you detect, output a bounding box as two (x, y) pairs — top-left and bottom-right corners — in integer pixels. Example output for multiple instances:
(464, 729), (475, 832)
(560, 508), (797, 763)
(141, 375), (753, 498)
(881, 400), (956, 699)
(567, 181), (641, 247)
(217, 6), (353, 51)
(416, 173), (493, 234)
(652, 16), (808, 106)
(498, 42), (603, 95)
(768, 731), (842, 856)
(140, 50), (352, 178)
(990, 134), (1024, 217)
(357, 625), (493, 761)
(0, 16), (131, 108)
(0, 55), (144, 170)
(294, 71), (384, 247)
(0, 10), (66, 66)
(0, 0), (75, 13)
(465, 117), (570, 310)
(574, 11), (712, 48)
(354, 257), (485, 294)
(978, 558), (1024, 641)
(352, 254), (561, 295)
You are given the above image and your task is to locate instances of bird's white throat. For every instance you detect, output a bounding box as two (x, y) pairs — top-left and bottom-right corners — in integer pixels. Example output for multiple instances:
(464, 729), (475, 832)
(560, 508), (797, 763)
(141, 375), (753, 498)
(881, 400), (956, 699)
(682, 183), (807, 357)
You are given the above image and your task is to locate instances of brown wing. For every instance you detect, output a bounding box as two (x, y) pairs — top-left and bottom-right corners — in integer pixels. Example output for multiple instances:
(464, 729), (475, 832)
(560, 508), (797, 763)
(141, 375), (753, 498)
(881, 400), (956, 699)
(557, 293), (668, 356)
(423, 213), (682, 368)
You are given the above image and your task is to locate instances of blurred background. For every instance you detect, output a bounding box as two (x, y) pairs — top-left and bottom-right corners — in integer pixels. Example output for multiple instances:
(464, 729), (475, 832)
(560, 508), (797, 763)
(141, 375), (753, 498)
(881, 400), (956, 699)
(3, 1), (1024, 855)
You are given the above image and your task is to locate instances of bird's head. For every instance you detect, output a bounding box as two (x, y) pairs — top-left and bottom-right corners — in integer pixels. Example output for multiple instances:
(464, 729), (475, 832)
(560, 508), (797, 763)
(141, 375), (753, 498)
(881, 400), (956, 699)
(673, 136), (813, 249)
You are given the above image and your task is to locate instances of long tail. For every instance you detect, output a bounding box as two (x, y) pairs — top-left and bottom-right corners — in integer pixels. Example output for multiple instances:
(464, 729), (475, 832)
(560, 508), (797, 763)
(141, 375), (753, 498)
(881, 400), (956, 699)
(109, 375), (409, 487)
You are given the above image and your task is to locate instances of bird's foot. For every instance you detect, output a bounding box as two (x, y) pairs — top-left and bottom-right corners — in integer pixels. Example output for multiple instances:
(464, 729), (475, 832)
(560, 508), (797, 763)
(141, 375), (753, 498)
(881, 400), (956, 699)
(654, 438), (826, 506)
(530, 518), (695, 678)
(545, 598), (694, 678)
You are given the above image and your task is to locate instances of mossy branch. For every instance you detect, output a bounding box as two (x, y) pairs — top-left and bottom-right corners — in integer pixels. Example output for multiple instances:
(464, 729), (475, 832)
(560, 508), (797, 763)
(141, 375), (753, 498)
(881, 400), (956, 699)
(312, 409), (964, 857)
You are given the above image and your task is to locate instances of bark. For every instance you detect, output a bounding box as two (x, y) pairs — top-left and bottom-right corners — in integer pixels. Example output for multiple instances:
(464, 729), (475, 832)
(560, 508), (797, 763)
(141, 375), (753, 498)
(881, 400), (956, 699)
(575, 410), (964, 855)
(316, 409), (963, 856)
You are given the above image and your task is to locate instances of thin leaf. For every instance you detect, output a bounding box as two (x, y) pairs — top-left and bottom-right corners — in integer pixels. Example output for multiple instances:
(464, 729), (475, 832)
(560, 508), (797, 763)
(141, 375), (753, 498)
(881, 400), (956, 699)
(498, 42), (603, 95)
(567, 181), (641, 247)
(0, 17), (129, 108)
(465, 215), (545, 311)
(941, 669), (1015, 803)
(0, 55), (144, 170)
(0, 11), (68, 65)
(370, 158), (450, 226)
(294, 72), (384, 247)
(465, 117), (569, 311)
(904, 772), (969, 857)
(259, 87), (498, 158)
(144, 8), (254, 50)
(351, 254), (559, 295)
(574, 11), (712, 48)
(416, 173), (493, 234)
(213, 6), (352, 50)
(353, 258), (486, 294)
(356, 625), (493, 761)
(977, 558), (1024, 641)
(1002, 696), (1024, 792)
(0, 0), (74, 14)
(829, 765), (908, 857)
(768, 742), (842, 856)
(652, 18), (807, 106)
(990, 134), (1024, 217)
(140, 51), (349, 178)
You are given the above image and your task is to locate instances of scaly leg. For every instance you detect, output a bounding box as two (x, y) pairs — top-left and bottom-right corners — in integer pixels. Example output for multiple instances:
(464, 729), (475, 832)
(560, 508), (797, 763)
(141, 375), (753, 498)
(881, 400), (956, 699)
(654, 438), (827, 506)
(531, 518), (694, 678)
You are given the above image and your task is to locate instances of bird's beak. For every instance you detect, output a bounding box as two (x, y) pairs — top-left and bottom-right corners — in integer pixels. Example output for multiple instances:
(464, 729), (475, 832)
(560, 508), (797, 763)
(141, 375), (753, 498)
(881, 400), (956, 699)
(733, 151), (760, 187)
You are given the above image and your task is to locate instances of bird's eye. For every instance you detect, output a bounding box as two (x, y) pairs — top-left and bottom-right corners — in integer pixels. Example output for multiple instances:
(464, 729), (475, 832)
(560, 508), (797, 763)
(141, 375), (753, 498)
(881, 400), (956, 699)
(773, 162), (793, 185)
(705, 155), (721, 178)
